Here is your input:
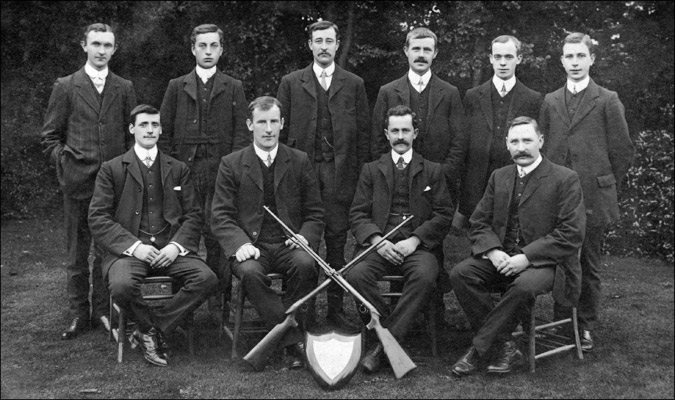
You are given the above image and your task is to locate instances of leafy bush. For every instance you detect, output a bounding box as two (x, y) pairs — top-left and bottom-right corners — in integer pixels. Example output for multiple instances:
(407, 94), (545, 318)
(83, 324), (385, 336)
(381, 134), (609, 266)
(606, 129), (674, 262)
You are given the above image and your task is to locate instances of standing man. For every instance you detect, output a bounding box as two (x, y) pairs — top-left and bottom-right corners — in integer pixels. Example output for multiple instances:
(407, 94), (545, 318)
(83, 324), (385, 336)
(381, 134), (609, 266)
(347, 105), (453, 373)
(160, 24), (249, 320)
(369, 27), (464, 316)
(539, 32), (635, 352)
(41, 23), (137, 339)
(211, 96), (325, 369)
(89, 104), (217, 367)
(277, 20), (370, 328)
(450, 117), (585, 376)
(452, 35), (542, 228)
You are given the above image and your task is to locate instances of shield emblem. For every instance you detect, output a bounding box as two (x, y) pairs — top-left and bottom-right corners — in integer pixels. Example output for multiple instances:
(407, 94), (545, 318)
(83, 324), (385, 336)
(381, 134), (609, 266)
(305, 330), (362, 390)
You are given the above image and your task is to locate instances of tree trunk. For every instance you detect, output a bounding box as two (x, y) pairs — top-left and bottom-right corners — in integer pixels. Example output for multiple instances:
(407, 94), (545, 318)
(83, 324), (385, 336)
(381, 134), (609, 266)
(337, 2), (355, 68)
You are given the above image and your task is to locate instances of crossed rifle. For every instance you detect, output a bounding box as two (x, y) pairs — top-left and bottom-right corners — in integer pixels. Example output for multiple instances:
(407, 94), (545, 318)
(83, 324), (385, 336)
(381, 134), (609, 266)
(243, 206), (416, 379)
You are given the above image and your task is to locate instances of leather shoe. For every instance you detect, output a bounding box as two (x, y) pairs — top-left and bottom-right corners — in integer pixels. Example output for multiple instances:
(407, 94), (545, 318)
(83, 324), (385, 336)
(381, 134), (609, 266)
(580, 330), (594, 352)
(487, 340), (524, 374)
(284, 342), (305, 369)
(360, 343), (384, 373)
(91, 315), (111, 332)
(129, 328), (167, 367)
(61, 317), (89, 340)
(155, 329), (169, 359)
(452, 346), (481, 377)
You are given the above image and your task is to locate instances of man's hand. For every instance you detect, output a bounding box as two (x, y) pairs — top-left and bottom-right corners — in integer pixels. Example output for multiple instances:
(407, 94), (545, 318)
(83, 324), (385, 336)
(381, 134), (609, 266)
(376, 239), (404, 266)
(487, 249), (510, 269)
(150, 244), (180, 269)
(285, 234), (308, 250)
(393, 236), (420, 258)
(235, 243), (260, 263)
(133, 244), (160, 264)
(496, 254), (530, 277)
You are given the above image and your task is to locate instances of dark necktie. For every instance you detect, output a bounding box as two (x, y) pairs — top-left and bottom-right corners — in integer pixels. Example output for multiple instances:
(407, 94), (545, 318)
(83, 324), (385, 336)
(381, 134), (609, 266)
(396, 157), (406, 170)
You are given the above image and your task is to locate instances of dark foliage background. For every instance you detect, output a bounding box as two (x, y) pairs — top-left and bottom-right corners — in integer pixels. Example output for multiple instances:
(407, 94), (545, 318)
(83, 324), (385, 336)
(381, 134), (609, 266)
(1, 1), (673, 261)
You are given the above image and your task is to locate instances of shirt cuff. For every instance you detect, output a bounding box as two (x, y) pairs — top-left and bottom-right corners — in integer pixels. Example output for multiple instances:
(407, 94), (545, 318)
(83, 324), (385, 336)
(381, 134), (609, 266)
(124, 241), (142, 256)
(170, 241), (189, 256)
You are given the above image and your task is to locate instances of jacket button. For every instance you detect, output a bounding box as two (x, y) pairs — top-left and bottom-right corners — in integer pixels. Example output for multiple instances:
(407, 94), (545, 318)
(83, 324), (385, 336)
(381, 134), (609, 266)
(135, 210), (139, 215)
(252, 232), (257, 236)
(193, 119), (197, 124)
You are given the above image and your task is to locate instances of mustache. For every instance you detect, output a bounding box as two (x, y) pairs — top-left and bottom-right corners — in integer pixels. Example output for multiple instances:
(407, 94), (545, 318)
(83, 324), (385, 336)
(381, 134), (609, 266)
(393, 139), (410, 146)
(414, 57), (428, 63)
(513, 151), (532, 159)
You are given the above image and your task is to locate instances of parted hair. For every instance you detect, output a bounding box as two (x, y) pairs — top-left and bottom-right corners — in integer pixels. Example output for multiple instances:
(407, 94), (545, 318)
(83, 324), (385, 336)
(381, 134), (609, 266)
(82, 23), (115, 44)
(405, 27), (438, 48)
(130, 104), (159, 126)
(508, 116), (542, 136)
(563, 32), (595, 55)
(247, 96), (283, 120)
(492, 35), (522, 55)
(308, 20), (340, 41)
(190, 24), (224, 46)
(385, 105), (418, 130)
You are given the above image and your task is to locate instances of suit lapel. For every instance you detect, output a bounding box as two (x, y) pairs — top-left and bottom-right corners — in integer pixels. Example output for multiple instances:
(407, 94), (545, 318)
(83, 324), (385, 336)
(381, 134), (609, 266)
(301, 64), (317, 101)
(519, 158), (549, 206)
(182, 70), (198, 101)
(122, 149), (143, 188)
(394, 75), (411, 106)
(478, 81), (494, 132)
(74, 69), (100, 113)
(210, 70), (228, 102)
(377, 154), (394, 200)
(160, 151), (171, 188)
(552, 86), (571, 127)
(408, 152), (424, 193)
(100, 73), (120, 117)
(328, 66), (345, 101)
(242, 145), (263, 191)
(570, 79), (600, 130)
(427, 75), (444, 119)
(273, 145), (289, 191)
(507, 80), (527, 121)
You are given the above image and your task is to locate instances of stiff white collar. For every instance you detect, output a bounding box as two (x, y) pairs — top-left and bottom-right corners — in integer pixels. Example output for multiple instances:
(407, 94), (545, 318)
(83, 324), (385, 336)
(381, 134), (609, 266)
(518, 154), (543, 177)
(253, 143), (279, 164)
(196, 65), (217, 83)
(566, 76), (590, 93)
(408, 69), (432, 88)
(391, 148), (413, 165)
(492, 75), (516, 94)
(84, 63), (108, 79)
(313, 62), (335, 78)
(134, 144), (158, 162)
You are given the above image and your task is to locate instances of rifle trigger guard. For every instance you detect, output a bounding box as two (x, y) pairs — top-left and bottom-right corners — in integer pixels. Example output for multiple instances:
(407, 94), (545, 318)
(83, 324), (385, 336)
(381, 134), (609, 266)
(358, 303), (368, 314)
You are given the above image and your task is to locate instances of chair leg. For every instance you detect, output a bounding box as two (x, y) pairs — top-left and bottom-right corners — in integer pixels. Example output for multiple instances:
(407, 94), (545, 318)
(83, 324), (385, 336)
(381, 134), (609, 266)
(117, 305), (126, 363)
(187, 312), (195, 355)
(109, 296), (114, 343)
(428, 295), (438, 357)
(232, 281), (245, 360)
(529, 305), (536, 373)
(572, 307), (583, 360)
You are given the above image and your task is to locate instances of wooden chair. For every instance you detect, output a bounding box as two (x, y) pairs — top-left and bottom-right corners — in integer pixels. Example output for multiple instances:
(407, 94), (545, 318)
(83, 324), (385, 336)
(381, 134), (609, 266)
(222, 273), (287, 359)
(109, 276), (194, 363)
(511, 293), (584, 372)
(378, 275), (438, 357)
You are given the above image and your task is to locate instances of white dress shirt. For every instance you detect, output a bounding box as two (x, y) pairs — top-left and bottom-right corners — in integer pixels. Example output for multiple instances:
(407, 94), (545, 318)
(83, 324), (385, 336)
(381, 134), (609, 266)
(84, 63), (108, 93)
(493, 75), (517, 95)
(566, 76), (590, 94)
(408, 69), (432, 93)
(313, 62), (335, 89)
(196, 65), (217, 84)
(391, 148), (413, 168)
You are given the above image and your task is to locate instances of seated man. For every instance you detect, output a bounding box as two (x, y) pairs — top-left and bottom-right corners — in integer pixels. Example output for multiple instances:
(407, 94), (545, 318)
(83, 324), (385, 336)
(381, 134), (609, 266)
(210, 96), (324, 369)
(347, 105), (453, 373)
(449, 116), (585, 376)
(89, 104), (217, 367)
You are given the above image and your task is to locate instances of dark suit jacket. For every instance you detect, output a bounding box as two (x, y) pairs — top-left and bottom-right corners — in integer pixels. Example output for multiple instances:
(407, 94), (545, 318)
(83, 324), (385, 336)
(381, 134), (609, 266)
(88, 148), (204, 278)
(159, 69), (249, 165)
(350, 152), (453, 251)
(370, 73), (465, 186)
(277, 63), (370, 203)
(210, 143), (325, 258)
(469, 157), (586, 306)
(41, 68), (137, 199)
(539, 78), (635, 226)
(454, 79), (542, 216)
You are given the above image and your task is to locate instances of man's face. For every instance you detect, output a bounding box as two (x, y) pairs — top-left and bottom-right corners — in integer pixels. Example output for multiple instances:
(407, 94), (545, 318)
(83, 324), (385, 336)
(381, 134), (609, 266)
(404, 37), (437, 75)
(80, 30), (116, 71)
(192, 32), (223, 69)
(561, 42), (595, 83)
(130, 113), (161, 150)
(506, 123), (543, 168)
(385, 114), (418, 155)
(490, 40), (522, 80)
(308, 27), (339, 68)
(248, 105), (284, 152)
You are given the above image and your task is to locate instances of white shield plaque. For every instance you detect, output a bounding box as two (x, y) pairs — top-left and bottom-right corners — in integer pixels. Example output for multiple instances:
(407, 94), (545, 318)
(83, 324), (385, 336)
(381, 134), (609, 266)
(305, 330), (362, 390)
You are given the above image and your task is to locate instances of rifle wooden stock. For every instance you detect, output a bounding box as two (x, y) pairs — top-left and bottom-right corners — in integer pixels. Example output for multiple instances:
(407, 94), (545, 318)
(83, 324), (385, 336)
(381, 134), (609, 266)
(244, 313), (298, 371)
(261, 207), (416, 378)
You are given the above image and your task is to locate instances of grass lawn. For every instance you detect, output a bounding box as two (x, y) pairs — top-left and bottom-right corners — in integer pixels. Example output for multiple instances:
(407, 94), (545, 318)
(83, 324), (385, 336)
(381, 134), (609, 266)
(1, 215), (673, 399)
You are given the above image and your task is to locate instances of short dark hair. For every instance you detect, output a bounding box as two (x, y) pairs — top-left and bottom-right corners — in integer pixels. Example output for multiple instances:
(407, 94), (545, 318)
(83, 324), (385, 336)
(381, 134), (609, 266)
(248, 96), (282, 120)
(385, 105), (418, 130)
(492, 35), (522, 55)
(562, 32), (595, 55)
(308, 20), (340, 41)
(190, 24), (224, 46)
(405, 27), (437, 49)
(82, 23), (115, 45)
(130, 104), (159, 126)
(508, 116), (542, 136)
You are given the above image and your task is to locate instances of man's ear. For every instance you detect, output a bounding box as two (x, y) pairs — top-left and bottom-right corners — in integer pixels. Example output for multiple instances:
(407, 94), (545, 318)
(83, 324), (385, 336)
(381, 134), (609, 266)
(129, 123), (134, 134)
